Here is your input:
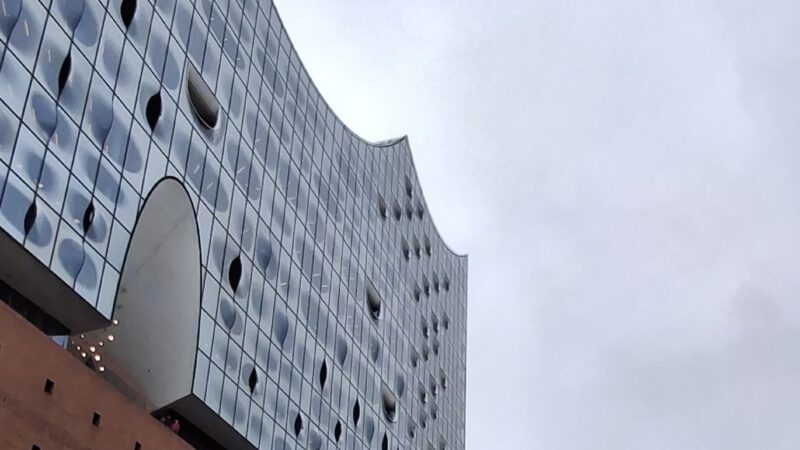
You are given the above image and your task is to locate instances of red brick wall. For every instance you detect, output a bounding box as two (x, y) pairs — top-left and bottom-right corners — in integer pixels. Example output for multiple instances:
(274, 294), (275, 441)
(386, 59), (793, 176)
(0, 302), (192, 450)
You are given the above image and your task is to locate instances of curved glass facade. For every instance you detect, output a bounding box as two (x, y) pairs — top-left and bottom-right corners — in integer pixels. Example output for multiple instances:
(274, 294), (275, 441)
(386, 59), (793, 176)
(0, 0), (466, 448)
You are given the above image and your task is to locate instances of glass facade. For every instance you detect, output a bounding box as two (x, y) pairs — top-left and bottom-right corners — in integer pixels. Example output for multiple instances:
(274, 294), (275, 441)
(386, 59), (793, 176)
(0, 0), (467, 448)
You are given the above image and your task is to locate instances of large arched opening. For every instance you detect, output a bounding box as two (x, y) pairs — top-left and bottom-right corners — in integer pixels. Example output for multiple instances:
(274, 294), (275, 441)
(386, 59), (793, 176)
(90, 178), (201, 410)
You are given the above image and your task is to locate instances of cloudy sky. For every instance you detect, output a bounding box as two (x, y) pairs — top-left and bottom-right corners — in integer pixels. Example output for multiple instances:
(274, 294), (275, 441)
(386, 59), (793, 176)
(276, 1), (800, 448)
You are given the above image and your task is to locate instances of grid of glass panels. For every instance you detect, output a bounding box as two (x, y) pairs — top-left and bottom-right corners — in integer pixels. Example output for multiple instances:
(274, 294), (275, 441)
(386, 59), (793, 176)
(0, 0), (467, 448)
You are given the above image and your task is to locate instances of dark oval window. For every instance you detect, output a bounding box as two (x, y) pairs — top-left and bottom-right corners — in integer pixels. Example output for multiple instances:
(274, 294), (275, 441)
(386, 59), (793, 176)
(58, 52), (72, 96)
(382, 433), (389, 450)
(120, 0), (136, 29)
(334, 420), (342, 442)
(293, 413), (303, 437)
(352, 400), (360, 427)
(248, 367), (258, 393)
(23, 200), (37, 237)
(82, 201), (95, 234)
(186, 63), (220, 129)
(228, 256), (242, 293)
(319, 360), (327, 390)
(145, 91), (162, 131)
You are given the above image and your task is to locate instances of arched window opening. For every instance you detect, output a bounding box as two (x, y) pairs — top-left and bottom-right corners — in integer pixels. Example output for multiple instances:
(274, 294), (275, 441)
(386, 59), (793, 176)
(186, 63), (220, 129)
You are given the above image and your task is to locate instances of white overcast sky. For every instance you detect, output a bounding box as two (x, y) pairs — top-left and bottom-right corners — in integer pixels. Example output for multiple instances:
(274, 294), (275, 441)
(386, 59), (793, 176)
(276, 1), (800, 448)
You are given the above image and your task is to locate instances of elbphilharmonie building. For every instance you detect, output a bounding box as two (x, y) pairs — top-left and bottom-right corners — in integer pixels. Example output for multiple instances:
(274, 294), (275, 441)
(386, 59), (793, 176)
(0, 1), (467, 449)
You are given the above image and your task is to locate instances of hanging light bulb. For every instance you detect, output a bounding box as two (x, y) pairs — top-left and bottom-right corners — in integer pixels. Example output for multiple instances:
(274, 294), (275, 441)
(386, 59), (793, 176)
(80, 334), (85, 339)
(76, 345), (81, 351)
(112, 319), (119, 326)
(98, 366), (106, 373)
(89, 346), (96, 353)
(94, 354), (101, 362)
(98, 341), (104, 347)
(107, 334), (114, 342)
(80, 352), (87, 358)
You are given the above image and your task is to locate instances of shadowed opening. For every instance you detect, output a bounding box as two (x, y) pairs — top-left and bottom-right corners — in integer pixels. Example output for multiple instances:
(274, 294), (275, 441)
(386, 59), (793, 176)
(101, 178), (201, 409)
(58, 52), (72, 96)
(120, 0), (136, 29)
(366, 282), (382, 321)
(145, 91), (162, 131)
(353, 400), (361, 427)
(186, 63), (220, 130)
(381, 384), (398, 423)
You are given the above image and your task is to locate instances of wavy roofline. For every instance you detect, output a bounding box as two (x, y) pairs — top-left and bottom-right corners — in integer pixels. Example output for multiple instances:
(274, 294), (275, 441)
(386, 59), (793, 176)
(272, 3), (467, 259)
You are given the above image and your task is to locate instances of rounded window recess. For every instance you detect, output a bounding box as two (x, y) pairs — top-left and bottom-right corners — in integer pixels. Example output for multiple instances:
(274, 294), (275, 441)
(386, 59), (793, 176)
(421, 317), (429, 339)
(416, 203), (425, 220)
(422, 277), (431, 297)
(413, 285), (421, 302)
(443, 314), (450, 330)
(377, 195), (388, 219)
(395, 373), (406, 398)
(82, 201), (95, 234)
(369, 335), (381, 363)
(424, 236), (432, 256)
(352, 400), (361, 427)
(145, 91), (162, 131)
(440, 373), (448, 390)
(431, 404), (439, 421)
(432, 315), (439, 333)
(443, 276), (451, 292)
(412, 237), (421, 258)
(382, 433), (389, 450)
(248, 367), (258, 394)
(335, 335), (348, 365)
(405, 175), (413, 198)
(381, 384), (398, 423)
(293, 413), (303, 437)
(186, 63), (220, 130)
(410, 348), (419, 368)
(273, 310), (289, 347)
(23, 200), (37, 237)
(432, 339), (440, 356)
(334, 420), (342, 442)
(405, 203), (413, 220)
(407, 421), (417, 439)
(366, 282), (382, 322)
(120, 0), (137, 29)
(422, 344), (430, 361)
(228, 256), (242, 293)
(392, 200), (402, 221)
(220, 300), (237, 330)
(430, 375), (438, 397)
(401, 238), (410, 261)
(256, 236), (273, 273)
(419, 386), (428, 404)
(58, 52), (72, 96)
(319, 360), (328, 390)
